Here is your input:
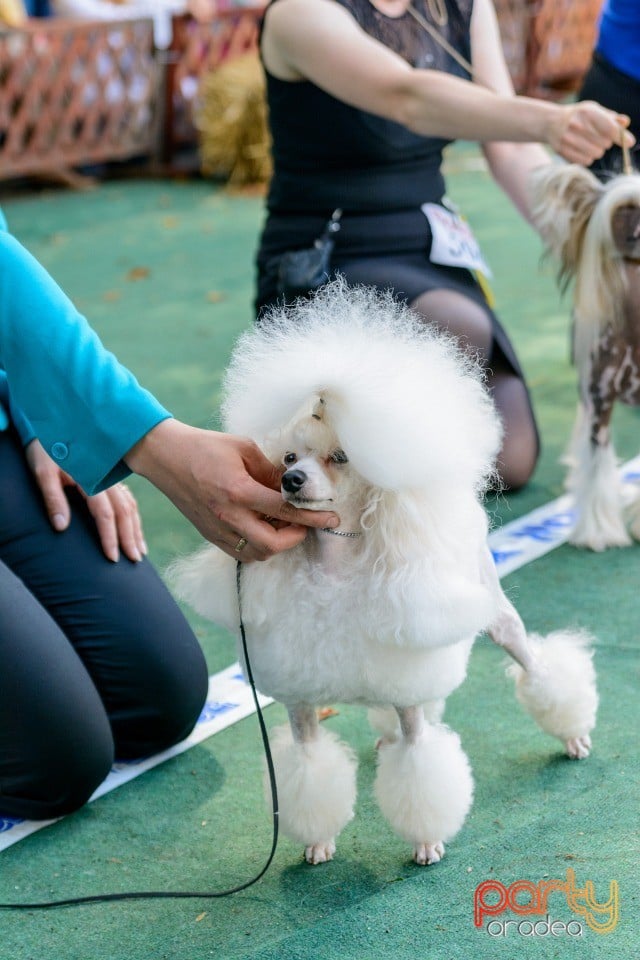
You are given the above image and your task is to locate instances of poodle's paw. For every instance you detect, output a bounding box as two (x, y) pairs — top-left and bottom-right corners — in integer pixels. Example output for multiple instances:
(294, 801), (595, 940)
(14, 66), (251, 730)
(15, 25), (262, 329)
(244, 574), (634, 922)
(304, 840), (336, 865)
(413, 841), (445, 866)
(267, 724), (357, 853)
(376, 725), (473, 856)
(565, 734), (592, 760)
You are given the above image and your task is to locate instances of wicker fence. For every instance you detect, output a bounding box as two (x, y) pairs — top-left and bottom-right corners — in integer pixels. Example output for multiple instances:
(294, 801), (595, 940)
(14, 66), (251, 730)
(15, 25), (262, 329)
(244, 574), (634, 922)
(0, 17), (159, 180)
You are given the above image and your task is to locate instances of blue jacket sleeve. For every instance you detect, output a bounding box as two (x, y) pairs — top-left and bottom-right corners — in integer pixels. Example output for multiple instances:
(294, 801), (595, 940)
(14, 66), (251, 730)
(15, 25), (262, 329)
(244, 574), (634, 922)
(0, 208), (37, 445)
(0, 373), (37, 445)
(0, 231), (172, 494)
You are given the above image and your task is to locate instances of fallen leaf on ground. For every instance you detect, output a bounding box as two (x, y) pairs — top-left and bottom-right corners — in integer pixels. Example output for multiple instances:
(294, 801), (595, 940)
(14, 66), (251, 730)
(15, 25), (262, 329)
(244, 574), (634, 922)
(126, 266), (150, 281)
(317, 707), (339, 721)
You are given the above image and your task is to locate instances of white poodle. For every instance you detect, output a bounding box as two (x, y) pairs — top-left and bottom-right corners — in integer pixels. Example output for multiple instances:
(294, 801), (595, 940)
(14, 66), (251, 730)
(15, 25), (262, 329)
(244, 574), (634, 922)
(170, 281), (598, 867)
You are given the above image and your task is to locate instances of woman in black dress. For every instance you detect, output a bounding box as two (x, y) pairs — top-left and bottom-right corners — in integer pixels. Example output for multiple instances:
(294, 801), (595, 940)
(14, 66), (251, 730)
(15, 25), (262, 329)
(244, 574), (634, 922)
(256, 0), (633, 489)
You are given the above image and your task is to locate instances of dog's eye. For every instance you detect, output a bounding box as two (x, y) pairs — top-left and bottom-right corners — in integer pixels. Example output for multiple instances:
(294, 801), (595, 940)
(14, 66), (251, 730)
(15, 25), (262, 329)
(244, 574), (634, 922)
(283, 452), (297, 466)
(330, 449), (348, 464)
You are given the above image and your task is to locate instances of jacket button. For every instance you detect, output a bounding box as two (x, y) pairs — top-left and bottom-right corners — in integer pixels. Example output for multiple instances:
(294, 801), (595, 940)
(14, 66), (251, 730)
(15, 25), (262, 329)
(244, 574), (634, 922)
(51, 442), (69, 461)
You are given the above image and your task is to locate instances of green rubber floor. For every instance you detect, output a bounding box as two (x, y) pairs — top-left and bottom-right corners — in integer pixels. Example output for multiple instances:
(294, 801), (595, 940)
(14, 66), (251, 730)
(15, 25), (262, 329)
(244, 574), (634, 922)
(0, 147), (637, 959)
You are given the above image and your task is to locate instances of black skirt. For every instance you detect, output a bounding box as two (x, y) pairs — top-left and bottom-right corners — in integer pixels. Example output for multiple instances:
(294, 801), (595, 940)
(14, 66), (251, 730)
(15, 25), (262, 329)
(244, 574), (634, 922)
(255, 206), (525, 380)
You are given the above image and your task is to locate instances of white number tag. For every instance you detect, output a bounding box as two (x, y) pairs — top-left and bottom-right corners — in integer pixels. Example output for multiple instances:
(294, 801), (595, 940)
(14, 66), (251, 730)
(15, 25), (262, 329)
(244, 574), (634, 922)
(421, 202), (492, 277)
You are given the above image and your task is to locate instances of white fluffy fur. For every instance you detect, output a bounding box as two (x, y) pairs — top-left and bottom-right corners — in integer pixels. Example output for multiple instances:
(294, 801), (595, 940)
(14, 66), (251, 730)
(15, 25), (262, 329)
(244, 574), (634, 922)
(222, 280), (501, 492)
(563, 404), (631, 550)
(530, 164), (635, 368)
(506, 630), (598, 750)
(171, 281), (600, 866)
(266, 725), (356, 850)
(375, 724), (474, 846)
(530, 163), (640, 549)
(625, 491), (640, 541)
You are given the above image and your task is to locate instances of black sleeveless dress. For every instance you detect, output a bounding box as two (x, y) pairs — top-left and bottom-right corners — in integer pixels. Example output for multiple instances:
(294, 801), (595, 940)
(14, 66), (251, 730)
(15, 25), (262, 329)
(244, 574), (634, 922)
(255, 0), (524, 379)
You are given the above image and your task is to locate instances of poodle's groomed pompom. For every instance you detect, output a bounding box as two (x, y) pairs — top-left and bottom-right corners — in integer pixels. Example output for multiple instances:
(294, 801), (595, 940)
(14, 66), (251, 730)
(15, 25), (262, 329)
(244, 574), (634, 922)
(374, 723), (474, 846)
(506, 629), (598, 753)
(267, 724), (357, 847)
(222, 280), (502, 492)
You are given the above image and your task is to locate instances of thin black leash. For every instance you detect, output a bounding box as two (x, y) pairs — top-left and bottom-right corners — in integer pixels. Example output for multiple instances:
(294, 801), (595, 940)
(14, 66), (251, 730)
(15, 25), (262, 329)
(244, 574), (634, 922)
(0, 562), (279, 910)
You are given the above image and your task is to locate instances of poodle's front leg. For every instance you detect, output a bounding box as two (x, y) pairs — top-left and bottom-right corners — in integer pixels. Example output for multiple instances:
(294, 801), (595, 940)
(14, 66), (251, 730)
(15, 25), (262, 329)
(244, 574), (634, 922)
(482, 548), (598, 759)
(368, 700), (445, 748)
(374, 705), (474, 866)
(269, 703), (357, 865)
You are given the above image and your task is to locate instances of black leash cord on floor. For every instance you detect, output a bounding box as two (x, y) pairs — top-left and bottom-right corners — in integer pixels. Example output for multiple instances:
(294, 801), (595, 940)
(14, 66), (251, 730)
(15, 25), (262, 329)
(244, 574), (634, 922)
(0, 562), (279, 910)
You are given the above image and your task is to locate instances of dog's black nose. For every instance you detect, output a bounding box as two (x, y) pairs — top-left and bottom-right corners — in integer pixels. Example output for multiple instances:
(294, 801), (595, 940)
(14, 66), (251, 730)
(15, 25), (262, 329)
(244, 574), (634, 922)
(282, 469), (307, 493)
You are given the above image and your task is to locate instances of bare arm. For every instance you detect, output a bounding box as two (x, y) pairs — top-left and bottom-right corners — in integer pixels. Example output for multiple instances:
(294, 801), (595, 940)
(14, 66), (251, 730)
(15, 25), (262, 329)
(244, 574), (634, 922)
(262, 0), (632, 168)
(471, 0), (554, 222)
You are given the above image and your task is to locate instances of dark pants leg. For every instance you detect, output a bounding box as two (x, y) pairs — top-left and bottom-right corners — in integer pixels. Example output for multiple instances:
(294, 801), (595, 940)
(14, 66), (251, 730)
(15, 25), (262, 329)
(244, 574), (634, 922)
(0, 429), (208, 819)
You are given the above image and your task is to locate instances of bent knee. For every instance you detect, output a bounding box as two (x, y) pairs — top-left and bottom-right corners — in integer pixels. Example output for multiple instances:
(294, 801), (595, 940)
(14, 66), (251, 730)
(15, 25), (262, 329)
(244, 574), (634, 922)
(410, 289), (494, 360)
(113, 666), (209, 759)
(490, 373), (540, 490)
(1, 734), (114, 821)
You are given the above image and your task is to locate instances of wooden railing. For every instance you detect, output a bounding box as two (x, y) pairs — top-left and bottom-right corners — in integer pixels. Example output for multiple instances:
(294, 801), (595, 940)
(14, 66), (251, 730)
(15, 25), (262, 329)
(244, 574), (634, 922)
(0, 17), (159, 180)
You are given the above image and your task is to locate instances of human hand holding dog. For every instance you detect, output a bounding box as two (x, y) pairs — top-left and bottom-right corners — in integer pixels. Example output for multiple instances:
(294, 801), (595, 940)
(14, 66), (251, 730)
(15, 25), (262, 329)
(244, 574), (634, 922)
(124, 418), (340, 561)
(25, 438), (147, 563)
(547, 101), (634, 167)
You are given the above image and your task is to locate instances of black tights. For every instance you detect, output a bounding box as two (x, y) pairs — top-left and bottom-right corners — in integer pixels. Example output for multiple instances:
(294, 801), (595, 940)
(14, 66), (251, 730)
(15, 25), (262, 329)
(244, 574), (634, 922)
(410, 288), (539, 490)
(0, 429), (208, 820)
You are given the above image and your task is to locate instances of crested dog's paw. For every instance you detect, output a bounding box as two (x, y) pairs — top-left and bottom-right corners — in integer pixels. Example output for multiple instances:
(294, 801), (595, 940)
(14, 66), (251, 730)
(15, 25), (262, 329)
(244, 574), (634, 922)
(304, 840), (336, 865)
(413, 841), (445, 866)
(565, 734), (592, 760)
(569, 521), (631, 552)
(568, 443), (632, 551)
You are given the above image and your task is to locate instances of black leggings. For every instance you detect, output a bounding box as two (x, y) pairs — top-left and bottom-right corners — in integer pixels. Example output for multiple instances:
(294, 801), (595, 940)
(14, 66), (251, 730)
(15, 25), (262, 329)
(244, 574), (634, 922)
(0, 429), (208, 820)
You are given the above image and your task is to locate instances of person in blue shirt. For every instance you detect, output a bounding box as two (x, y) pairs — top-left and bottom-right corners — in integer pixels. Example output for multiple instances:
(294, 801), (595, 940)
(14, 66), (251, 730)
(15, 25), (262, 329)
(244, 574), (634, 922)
(0, 218), (337, 821)
(578, 0), (640, 178)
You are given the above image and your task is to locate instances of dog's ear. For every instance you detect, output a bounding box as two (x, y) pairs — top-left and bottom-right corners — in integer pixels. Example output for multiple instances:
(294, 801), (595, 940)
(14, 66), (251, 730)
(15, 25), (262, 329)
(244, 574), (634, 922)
(529, 164), (603, 288)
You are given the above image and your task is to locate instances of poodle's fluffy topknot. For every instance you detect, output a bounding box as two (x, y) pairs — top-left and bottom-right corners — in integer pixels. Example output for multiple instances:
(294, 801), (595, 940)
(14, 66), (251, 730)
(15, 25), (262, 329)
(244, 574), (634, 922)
(222, 280), (502, 492)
